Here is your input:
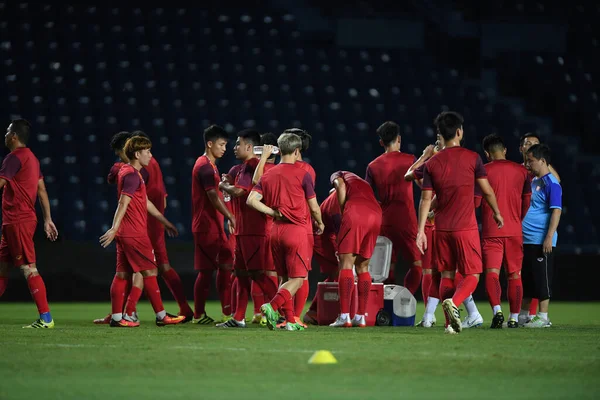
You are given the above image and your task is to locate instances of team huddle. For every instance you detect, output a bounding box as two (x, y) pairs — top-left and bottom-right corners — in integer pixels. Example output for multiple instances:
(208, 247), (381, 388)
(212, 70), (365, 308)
(0, 111), (562, 333)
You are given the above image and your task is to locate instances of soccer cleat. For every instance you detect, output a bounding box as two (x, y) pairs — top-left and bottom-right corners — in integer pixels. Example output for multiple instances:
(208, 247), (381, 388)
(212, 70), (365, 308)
(416, 315), (436, 328)
(216, 318), (246, 328)
(192, 313), (215, 325)
(109, 318), (139, 328)
(156, 314), (186, 326)
(276, 320), (288, 329)
(490, 311), (505, 329)
(23, 319), (55, 329)
(260, 303), (280, 331)
(442, 299), (462, 333)
(518, 313), (531, 327)
(352, 315), (366, 328)
(124, 314), (138, 323)
(177, 313), (194, 323)
(217, 314), (233, 324)
(523, 316), (551, 328)
(93, 314), (111, 324)
(329, 314), (352, 327)
(294, 316), (308, 329)
(507, 319), (519, 328)
(444, 325), (457, 335)
(303, 310), (318, 325)
(251, 313), (263, 324)
(283, 322), (305, 331)
(461, 313), (483, 329)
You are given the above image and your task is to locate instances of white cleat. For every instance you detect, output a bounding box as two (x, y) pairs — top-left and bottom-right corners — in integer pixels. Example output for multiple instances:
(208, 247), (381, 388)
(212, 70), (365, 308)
(416, 315), (436, 328)
(352, 315), (366, 327)
(329, 314), (352, 327)
(518, 314), (531, 327)
(523, 316), (551, 328)
(216, 318), (246, 328)
(444, 325), (457, 335)
(442, 299), (462, 333)
(461, 313), (484, 329)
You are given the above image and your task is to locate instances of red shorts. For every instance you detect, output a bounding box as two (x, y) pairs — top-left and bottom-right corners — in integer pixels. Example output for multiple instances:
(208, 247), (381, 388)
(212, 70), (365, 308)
(337, 209), (382, 259)
(482, 236), (523, 274)
(313, 234), (338, 275)
(271, 223), (311, 278)
(435, 230), (482, 275)
(193, 232), (234, 270)
(234, 235), (275, 271)
(380, 224), (421, 264)
(148, 227), (169, 265)
(0, 221), (37, 267)
(421, 224), (435, 270)
(116, 236), (157, 273)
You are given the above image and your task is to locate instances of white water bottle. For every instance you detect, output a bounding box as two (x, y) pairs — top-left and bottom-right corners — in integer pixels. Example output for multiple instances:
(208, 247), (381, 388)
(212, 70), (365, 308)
(221, 176), (231, 202)
(253, 146), (280, 155)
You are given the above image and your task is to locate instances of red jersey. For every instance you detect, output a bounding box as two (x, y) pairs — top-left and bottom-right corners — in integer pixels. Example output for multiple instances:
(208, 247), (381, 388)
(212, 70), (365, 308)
(365, 152), (417, 226)
(253, 163), (315, 227)
(296, 160), (317, 234)
(414, 163), (436, 227)
(107, 162), (125, 184)
(320, 190), (342, 236)
(0, 148), (42, 225)
(116, 164), (148, 238)
(475, 160), (531, 238)
(234, 158), (274, 236)
(192, 155), (224, 234)
(225, 164), (243, 216)
(144, 158), (168, 237)
(330, 171), (381, 214)
(422, 147), (487, 232)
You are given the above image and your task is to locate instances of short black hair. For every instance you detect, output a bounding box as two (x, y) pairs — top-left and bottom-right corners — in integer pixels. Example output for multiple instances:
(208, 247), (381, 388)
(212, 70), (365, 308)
(204, 124), (228, 144)
(9, 119), (32, 145)
(376, 121), (400, 146)
(520, 132), (541, 146)
(283, 128), (311, 152)
(527, 143), (551, 164)
(482, 134), (506, 154)
(434, 111), (464, 142)
(131, 130), (150, 139)
(260, 132), (278, 146)
(237, 129), (261, 146)
(110, 131), (132, 151)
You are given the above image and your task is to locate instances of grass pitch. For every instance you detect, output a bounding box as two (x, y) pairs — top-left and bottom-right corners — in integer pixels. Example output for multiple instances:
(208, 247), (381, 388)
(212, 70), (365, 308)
(0, 301), (599, 400)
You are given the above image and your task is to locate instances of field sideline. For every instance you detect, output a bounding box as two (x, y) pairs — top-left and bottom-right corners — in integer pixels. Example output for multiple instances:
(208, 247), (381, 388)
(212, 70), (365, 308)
(0, 301), (599, 400)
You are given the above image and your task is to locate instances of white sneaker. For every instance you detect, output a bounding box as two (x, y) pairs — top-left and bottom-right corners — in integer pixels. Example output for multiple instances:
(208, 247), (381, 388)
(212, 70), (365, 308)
(444, 325), (457, 335)
(329, 314), (352, 327)
(352, 315), (366, 327)
(124, 313), (139, 323)
(215, 318), (246, 328)
(523, 316), (551, 328)
(518, 314), (531, 327)
(442, 299), (462, 333)
(461, 313), (483, 329)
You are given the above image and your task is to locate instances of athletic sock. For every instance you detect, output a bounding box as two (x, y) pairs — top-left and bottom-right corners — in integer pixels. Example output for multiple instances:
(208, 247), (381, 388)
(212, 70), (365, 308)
(429, 273), (440, 299)
(485, 271), (501, 310)
(230, 277), (238, 315)
(403, 266), (422, 295)
(124, 286), (143, 316)
(464, 295), (481, 316)
(233, 276), (250, 322)
(357, 272), (372, 315)
(162, 268), (192, 315)
(452, 275), (478, 306)
(216, 269), (232, 316)
(193, 271), (212, 318)
(143, 276), (165, 314)
(508, 278), (523, 315)
(251, 280), (264, 314)
(439, 277), (455, 301)
(293, 279), (309, 317)
(421, 273), (432, 306)
(537, 312), (548, 320)
(424, 297), (439, 321)
(338, 269), (354, 314)
(269, 288), (293, 322)
(255, 273), (278, 302)
(110, 275), (128, 315)
(529, 298), (539, 316)
(27, 274), (50, 315)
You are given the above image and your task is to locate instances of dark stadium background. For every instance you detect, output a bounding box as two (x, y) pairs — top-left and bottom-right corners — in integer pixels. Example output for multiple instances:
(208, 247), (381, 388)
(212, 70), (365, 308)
(0, 1), (598, 301)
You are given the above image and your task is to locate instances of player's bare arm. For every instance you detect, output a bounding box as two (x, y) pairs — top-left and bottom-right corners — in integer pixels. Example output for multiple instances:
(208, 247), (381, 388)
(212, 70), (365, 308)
(404, 144), (434, 182)
(37, 178), (58, 241)
(218, 180), (246, 198)
(332, 178), (347, 213)
(146, 198), (178, 237)
(252, 145), (274, 185)
(0, 177), (7, 190)
(307, 197), (325, 235)
(100, 194), (132, 248)
(476, 178), (504, 228)
(246, 190), (279, 219)
(549, 165), (561, 182)
(543, 209), (562, 254)
(206, 189), (236, 230)
(416, 189), (433, 255)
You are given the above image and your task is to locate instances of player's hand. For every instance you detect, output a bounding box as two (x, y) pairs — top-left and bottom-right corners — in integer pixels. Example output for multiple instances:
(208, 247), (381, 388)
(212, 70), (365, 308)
(314, 221), (325, 235)
(272, 209), (284, 221)
(416, 231), (427, 255)
(221, 173), (232, 184)
(100, 228), (117, 248)
(261, 145), (274, 160)
(422, 144), (435, 159)
(218, 181), (227, 191)
(228, 222), (235, 235)
(228, 215), (236, 232)
(164, 220), (179, 238)
(44, 220), (59, 242)
(493, 212), (504, 229)
(543, 236), (553, 254)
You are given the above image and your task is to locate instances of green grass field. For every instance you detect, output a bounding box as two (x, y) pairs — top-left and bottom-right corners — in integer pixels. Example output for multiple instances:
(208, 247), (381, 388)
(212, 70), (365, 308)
(0, 301), (599, 400)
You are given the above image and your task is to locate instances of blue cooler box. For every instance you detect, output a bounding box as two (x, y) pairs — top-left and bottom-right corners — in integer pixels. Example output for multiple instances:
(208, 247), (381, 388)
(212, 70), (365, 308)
(382, 285), (416, 326)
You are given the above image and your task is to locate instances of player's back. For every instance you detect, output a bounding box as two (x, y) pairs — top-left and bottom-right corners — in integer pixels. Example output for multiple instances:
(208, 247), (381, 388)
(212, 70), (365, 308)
(296, 160), (316, 184)
(191, 155), (223, 234)
(366, 152), (416, 219)
(424, 147), (484, 231)
(480, 160), (529, 238)
(0, 147), (41, 224)
(145, 158), (167, 210)
(333, 171), (380, 213)
(320, 191), (342, 236)
(116, 164), (147, 237)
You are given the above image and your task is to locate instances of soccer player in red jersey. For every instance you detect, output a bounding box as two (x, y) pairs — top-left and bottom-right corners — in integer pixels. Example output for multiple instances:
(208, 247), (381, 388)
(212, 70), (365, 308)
(365, 121), (422, 294)
(303, 188), (342, 325)
(329, 171), (382, 328)
(191, 125), (235, 324)
(100, 136), (185, 327)
(0, 119), (58, 328)
(416, 111), (504, 334)
(473, 134), (531, 329)
(217, 130), (280, 328)
(247, 133), (324, 331)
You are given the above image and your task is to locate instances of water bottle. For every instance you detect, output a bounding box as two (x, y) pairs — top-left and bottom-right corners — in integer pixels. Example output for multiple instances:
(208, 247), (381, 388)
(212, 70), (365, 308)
(221, 176), (231, 202)
(253, 146), (280, 155)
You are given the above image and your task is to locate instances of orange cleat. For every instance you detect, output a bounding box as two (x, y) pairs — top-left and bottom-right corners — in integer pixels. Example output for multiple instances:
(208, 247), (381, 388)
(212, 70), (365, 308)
(93, 314), (111, 324)
(110, 318), (140, 328)
(156, 314), (186, 326)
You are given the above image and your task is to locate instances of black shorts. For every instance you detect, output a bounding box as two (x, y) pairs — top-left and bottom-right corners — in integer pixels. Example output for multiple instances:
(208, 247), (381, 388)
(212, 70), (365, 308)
(522, 244), (555, 301)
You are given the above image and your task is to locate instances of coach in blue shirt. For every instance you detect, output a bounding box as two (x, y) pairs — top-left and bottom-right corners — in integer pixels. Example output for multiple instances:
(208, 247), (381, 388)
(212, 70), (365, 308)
(521, 144), (562, 328)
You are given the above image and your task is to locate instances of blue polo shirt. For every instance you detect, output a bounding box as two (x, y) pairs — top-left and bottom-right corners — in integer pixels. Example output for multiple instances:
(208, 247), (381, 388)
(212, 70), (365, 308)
(522, 173), (562, 246)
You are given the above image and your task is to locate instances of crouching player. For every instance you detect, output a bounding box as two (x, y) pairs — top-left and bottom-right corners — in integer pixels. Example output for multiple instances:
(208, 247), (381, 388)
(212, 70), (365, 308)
(329, 171), (382, 328)
(100, 136), (185, 327)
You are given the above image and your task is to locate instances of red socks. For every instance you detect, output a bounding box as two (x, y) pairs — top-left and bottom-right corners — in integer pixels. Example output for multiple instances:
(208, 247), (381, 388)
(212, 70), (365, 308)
(270, 288), (294, 322)
(230, 277), (239, 315)
(421, 273), (432, 306)
(485, 272), (501, 308)
(508, 278), (523, 314)
(27, 274), (50, 314)
(251, 280), (264, 313)
(0, 276), (8, 297)
(403, 266), (422, 295)
(110, 275), (128, 314)
(429, 273), (440, 299)
(439, 277), (455, 301)
(452, 275), (478, 306)
(194, 271), (212, 318)
(216, 269), (232, 316)
(454, 271), (464, 288)
(338, 269), (354, 314)
(294, 280), (309, 317)
(143, 276), (165, 313)
(161, 267), (192, 316)
(529, 298), (539, 315)
(234, 276), (250, 321)
(357, 272), (372, 315)
(125, 286), (143, 316)
(255, 273), (278, 302)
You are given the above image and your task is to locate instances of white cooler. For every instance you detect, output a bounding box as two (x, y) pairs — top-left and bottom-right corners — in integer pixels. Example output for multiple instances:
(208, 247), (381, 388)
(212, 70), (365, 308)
(367, 236), (392, 283)
(377, 285), (417, 326)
